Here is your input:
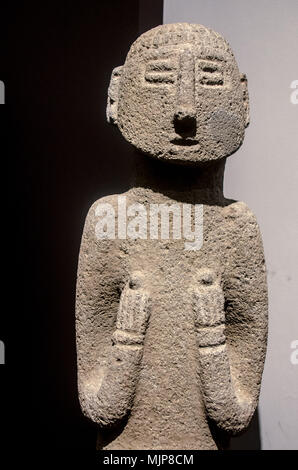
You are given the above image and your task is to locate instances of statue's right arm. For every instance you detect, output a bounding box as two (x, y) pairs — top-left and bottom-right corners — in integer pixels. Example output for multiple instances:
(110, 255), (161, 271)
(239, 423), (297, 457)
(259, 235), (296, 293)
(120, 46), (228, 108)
(76, 199), (150, 427)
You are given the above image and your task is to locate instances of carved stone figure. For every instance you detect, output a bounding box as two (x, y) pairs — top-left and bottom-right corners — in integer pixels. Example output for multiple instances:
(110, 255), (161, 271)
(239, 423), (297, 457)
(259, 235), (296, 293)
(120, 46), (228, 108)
(76, 23), (268, 450)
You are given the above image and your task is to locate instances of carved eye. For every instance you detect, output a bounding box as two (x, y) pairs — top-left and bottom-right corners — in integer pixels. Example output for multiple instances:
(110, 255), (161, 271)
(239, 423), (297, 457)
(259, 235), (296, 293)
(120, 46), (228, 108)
(202, 64), (217, 73)
(198, 60), (224, 87)
(144, 60), (176, 84)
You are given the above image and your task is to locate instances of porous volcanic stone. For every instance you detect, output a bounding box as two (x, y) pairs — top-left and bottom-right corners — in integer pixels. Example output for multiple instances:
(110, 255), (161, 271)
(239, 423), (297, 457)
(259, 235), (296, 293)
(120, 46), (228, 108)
(76, 23), (268, 450)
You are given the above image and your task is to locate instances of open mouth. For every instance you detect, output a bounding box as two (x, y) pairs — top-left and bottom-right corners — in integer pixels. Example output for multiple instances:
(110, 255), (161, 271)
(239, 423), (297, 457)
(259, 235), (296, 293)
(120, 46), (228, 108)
(170, 138), (199, 146)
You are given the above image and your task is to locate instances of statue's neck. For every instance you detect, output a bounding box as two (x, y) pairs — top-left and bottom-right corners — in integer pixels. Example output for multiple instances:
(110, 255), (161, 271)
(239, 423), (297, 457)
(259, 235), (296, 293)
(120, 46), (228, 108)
(129, 152), (226, 204)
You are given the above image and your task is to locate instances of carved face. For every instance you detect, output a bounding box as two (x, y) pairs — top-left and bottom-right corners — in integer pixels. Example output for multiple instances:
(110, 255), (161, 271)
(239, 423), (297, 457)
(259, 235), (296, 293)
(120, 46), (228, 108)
(108, 25), (249, 164)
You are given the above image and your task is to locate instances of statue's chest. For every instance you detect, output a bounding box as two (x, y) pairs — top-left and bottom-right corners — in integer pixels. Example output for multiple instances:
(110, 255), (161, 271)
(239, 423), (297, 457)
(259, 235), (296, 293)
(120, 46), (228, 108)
(121, 207), (226, 284)
(115, 205), (228, 333)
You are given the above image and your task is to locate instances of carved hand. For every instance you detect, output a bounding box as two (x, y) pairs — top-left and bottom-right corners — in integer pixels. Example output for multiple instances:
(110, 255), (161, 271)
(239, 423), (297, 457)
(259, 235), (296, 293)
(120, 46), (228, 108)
(112, 273), (150, 347)
(193, 270), (226, 348)
(193, 269), (254, 434)
(90, 273), (150, 426)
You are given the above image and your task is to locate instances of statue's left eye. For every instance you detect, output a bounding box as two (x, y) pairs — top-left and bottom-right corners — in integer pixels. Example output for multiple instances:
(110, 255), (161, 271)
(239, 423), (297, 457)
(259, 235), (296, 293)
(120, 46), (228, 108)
(144, 60), (176, 84)
(197, 60), (224, 87)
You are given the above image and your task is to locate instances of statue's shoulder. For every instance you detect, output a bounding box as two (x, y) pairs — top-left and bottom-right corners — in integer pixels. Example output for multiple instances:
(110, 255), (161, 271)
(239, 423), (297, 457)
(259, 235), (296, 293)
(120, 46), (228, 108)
(223, 200), (258, 225)
(222, 200), (264, 250)
(223, 199), (262, 237)
(85, 194), (120, 220)
(81, 194), (121, 243)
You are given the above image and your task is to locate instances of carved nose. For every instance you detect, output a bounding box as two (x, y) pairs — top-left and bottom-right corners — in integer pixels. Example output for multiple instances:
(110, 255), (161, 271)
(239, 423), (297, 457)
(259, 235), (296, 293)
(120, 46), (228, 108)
(174, 48), (196, 138)
(174, 107), (197, 138)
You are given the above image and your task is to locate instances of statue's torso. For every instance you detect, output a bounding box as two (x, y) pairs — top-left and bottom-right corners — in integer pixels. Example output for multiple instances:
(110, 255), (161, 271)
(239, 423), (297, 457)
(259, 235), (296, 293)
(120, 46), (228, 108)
(98, 190), (234, 449)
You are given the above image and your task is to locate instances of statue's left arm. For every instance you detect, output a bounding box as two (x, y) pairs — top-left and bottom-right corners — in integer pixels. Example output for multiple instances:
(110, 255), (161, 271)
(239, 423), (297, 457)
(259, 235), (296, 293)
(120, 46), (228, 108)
(194, 202), (268, 434)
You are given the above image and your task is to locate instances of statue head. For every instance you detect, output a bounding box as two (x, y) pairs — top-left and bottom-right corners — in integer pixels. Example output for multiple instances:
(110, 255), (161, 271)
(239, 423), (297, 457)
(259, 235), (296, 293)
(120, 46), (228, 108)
(107, 23), (249, 164)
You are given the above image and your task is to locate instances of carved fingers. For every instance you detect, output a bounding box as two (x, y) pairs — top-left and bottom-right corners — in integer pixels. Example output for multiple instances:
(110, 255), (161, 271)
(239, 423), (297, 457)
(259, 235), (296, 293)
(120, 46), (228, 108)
(113, 272), (151, 347)
(193, 269), (226, 348)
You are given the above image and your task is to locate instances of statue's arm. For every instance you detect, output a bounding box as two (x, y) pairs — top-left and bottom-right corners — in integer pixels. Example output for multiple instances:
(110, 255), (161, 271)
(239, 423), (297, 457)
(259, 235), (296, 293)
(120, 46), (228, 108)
(76, 200), (150, 426)
(194, 203), (268, 434)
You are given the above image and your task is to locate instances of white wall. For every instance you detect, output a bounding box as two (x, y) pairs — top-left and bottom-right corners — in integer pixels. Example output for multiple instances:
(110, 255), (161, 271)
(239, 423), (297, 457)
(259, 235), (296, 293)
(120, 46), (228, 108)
(164, 0), (298, 450)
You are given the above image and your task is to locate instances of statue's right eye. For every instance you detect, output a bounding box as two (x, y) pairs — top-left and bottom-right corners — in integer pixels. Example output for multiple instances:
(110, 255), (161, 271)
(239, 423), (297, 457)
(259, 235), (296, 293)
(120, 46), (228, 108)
(144, 60), (176, 84)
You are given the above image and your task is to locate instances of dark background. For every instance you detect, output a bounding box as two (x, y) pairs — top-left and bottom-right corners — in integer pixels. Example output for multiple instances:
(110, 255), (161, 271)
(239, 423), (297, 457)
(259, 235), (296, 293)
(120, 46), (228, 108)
(0, 0), (260, 451)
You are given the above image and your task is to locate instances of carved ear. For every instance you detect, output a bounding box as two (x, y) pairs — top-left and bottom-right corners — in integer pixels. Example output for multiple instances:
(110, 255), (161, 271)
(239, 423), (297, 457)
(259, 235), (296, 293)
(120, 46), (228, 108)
(106, 66), (123, 125)
(240, 73), (250, 128)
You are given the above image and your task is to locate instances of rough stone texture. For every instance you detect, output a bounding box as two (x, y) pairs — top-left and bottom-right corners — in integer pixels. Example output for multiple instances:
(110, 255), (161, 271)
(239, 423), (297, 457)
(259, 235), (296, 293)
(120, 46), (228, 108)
(76, 23), (268, 450)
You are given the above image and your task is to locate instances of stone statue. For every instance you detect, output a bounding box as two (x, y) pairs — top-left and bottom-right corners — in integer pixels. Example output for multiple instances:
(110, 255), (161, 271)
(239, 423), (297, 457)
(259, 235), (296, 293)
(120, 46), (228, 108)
(76, 23), (268, 450)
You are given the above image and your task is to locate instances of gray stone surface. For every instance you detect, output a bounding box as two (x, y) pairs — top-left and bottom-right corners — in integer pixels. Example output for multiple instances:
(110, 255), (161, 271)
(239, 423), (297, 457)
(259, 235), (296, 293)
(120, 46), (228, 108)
(76, 23), (268, 450)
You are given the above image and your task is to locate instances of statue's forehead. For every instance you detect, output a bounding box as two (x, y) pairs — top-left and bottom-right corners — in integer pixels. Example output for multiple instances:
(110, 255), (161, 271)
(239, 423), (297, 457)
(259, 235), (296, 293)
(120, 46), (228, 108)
(131, 43), (230, 63)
